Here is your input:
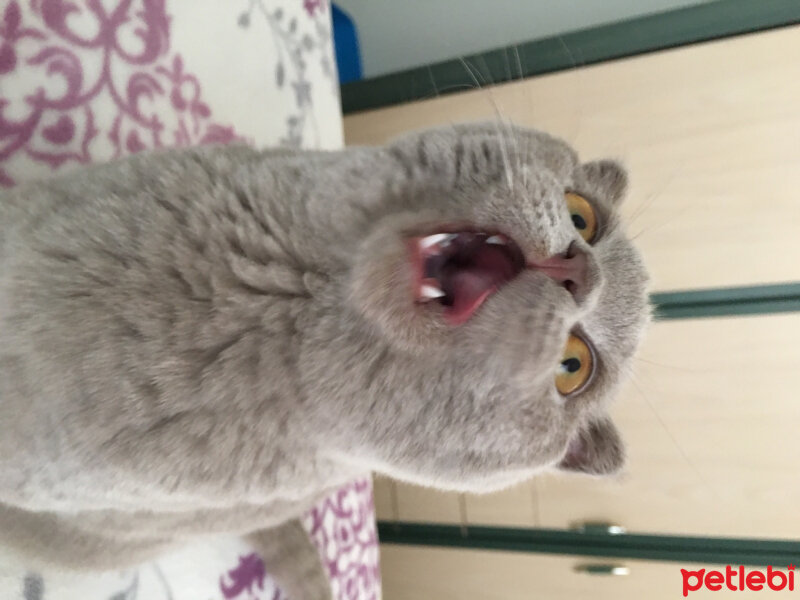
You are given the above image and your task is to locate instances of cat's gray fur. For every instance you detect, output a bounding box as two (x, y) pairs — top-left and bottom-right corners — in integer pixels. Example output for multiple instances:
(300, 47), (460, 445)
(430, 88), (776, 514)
(0, 123), (649, 596)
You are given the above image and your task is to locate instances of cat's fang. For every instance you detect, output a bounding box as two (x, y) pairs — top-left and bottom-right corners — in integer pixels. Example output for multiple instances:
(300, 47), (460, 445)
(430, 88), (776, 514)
(419, 283), (446, 301)
(419, 233), (455, 250)
(486, 235), (508, 245)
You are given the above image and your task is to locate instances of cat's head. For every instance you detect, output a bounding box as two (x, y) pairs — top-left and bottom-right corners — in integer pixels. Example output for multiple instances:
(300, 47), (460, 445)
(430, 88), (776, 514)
(323, 123), (649, 490)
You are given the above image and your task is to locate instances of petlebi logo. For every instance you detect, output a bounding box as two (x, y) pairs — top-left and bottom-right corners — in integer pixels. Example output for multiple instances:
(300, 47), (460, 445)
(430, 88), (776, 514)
(681, 565), (796, 596)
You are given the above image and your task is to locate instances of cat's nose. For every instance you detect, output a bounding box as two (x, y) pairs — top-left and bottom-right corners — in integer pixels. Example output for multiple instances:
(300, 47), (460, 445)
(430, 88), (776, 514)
(529, 243), (592, 304)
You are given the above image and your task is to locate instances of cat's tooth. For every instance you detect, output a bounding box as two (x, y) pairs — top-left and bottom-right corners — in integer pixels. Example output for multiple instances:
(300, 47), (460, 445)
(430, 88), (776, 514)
(420, 233), (454, 249)
(420, 283), (446, 300)
(486, 235), (508, 245)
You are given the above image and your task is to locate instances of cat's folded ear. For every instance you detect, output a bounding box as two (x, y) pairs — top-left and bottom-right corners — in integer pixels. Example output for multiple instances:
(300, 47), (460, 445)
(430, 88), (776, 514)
(582, 160), (628, 205)
(558, 416), (625, 475)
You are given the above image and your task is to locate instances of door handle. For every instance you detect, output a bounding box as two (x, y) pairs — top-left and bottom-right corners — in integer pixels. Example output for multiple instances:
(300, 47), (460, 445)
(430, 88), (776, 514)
(574, 564), (630, 576)
(570, 521), (627, 535)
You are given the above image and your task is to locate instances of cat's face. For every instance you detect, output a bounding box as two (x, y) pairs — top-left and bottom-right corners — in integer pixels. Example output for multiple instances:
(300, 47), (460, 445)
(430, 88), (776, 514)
(319, 123), (649, 491)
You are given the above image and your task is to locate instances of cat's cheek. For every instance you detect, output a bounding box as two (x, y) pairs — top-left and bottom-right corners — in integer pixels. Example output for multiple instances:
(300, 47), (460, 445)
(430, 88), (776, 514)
(517, 396), (575, 475)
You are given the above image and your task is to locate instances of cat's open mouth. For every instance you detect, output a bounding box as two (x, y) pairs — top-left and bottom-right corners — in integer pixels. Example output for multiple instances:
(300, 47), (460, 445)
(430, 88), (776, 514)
(410, 230), (526, 325)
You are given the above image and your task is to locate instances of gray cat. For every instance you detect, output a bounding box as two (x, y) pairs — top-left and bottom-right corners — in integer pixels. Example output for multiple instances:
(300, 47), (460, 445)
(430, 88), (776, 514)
(0, 123), (649, 598)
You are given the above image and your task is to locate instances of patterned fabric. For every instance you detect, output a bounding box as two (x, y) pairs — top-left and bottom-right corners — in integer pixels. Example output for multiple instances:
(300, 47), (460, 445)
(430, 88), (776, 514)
(0, 1), (380, 599)
(0, 480), (379, 600)
(221, 480), (380, 600)
(0, 0), (343, 186)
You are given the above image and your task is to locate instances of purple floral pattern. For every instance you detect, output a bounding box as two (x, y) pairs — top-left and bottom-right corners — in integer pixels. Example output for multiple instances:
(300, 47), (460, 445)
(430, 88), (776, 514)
(220, 554), (269, 600)
(237, 0), (336, 147)
(0, 0), (241, 187)
(219, 478), (381, 600)
(306, 479), (381, 600)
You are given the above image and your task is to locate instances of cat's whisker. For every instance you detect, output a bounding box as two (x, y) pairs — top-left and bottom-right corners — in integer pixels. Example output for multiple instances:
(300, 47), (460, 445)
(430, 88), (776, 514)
(454, 46), (534, 192)
(497, 116), (522, 192)
(475, 53), (520, 179)
(492, 117), (517, 192)
(420, 83), (481, 99)
(626, 173), (666, 227)
(623, 162), (690, 242)
(627, 370), (721, 502)
(591, 212), (616, 242)
(626, 194), (659, 234)
(633, 355), (699, 372)
(626, 159), (689, 232)
(555, 35), (586, 146)
(630, 203), (693, 242)
(457, 57), (516, 190)
(490, 49), (526, 186)
(513, 43), (524, 81)
(509, 45), (536, 190)
(502, 47), (526, 186)
(427, 65), (440, 98)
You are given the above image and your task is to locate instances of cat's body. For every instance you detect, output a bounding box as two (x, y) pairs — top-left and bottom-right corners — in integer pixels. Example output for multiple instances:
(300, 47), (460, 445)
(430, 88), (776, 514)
(0, 124), (649, 595)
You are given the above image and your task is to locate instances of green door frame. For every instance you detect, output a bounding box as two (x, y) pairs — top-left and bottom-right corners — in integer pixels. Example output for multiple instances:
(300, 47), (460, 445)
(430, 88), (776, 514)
(378, 523), (800, 567)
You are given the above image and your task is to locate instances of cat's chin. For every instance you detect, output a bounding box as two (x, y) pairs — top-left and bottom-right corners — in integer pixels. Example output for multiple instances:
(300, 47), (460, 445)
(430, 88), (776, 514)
(408, 227), (525, 325)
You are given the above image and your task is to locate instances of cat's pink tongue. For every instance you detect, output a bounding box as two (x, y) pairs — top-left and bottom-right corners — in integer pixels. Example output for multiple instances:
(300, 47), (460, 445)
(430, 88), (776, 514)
(444, 270), (499, 325)
(443, 243), (518, 325)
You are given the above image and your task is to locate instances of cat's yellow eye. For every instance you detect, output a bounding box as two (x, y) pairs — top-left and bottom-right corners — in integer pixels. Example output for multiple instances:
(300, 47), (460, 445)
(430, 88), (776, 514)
(565, 192), (598, 243)
(555, 334), (594, 396)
